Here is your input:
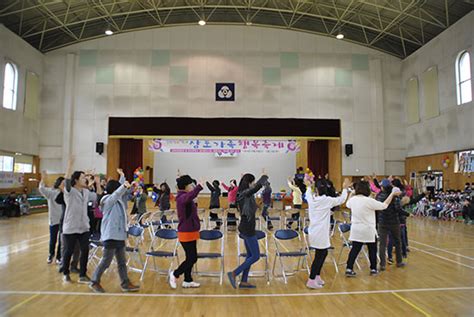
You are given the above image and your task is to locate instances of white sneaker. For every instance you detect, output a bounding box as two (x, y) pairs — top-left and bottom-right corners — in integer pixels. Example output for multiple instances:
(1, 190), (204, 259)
(182, 281), (200, 288)
(169, 271), (177, 289)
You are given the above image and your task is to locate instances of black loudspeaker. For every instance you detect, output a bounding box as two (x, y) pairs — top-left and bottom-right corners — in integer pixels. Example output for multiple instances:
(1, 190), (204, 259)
(345, 144), (353, 156)
(96, 142), (104, 155)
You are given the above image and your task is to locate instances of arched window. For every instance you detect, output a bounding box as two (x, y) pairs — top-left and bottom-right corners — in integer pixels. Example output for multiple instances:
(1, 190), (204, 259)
(2, 62), (18, 110)
(456, 51), (472, 105)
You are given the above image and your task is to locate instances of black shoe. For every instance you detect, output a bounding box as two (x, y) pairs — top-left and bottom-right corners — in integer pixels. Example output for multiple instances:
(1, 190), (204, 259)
(63, 274), (72, 283)
(396, 262), (406, 268)
(89, 282), (106, 293)
(267, 223), (274, 230)
(380, 265), (386, 271)
(47, 255), (53, 264)
(370, 269), (379, 276)
(345, 269), (357, 277)
(213, 226), (221, 231)
(387, 258), (394, 265)
(121, 282), (140, 292)
(78, 275), (92, 284)
(71, 267), (80, 274)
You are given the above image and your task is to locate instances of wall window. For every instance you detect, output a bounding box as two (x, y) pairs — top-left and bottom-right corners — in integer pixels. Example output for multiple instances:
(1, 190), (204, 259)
(456, 51), (472, 105)
(0, 155), (14, 172)
(14, 163), (32, 173)
(2, 62), (19, 110)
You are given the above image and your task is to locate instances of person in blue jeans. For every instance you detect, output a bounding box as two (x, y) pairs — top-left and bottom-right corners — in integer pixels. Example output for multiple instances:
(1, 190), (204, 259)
(228, 172), (268, 289)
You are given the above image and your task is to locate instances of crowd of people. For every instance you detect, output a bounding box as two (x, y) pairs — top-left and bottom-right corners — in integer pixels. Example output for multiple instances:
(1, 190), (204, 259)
(412, 186), (474, 224)
(36, 160), (469, 293)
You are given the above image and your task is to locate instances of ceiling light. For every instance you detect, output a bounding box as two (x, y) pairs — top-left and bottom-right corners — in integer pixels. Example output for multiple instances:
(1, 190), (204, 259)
(105, 29), (113, 35)
(336, 33), (344, 40)
(198, 20), (206, 26)
(246, 21), (253, 26)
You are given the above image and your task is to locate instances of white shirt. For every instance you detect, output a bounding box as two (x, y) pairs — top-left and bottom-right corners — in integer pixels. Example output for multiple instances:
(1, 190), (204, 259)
(346, 195), (388, 243)
(306, 187), (348, 249)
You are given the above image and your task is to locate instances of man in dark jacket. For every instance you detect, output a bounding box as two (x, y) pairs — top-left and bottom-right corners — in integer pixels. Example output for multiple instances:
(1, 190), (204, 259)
(375, 179), (406, 270)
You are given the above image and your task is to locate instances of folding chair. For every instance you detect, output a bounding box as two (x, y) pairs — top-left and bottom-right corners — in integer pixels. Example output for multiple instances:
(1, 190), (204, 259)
(89, 232), (103, 267)
(195, 230), (225, 284)
(140, 229), (179, 281)
(265, 208), (283, 229)
(272, 229), (310, 284)
(126, 225), (145, 273)
(336, 223), (363, 270)
(159, 209), (180, 229)
(303, 226), (339, 273)
(237, 230), (270, 284)
(283, 208), (302, 230)
(208, 208), (225, 230)
(224, 208), (239, 231)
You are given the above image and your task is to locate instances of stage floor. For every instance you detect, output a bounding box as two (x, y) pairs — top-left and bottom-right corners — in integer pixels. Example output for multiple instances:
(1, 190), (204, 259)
(0, 212), (473, 316)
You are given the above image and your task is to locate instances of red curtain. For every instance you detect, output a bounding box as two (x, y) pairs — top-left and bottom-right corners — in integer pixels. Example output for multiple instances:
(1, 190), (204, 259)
(119, 139), (143, 181)
(308, 140), (328, 179)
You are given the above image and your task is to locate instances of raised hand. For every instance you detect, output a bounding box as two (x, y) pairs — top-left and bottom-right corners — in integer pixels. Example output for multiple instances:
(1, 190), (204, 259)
(342, 178), (351, 189)
(117, 168), (124, 176)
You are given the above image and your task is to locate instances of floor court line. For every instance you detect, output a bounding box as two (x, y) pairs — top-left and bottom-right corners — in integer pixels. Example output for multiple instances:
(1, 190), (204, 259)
(410, 246), (474, 269)
(391, 292), (432, 317)
(410, 240), (474, 261)
(0, 286), (473, 299)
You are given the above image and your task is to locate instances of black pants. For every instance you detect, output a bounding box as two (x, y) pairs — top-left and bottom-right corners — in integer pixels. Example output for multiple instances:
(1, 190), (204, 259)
(378, 224), (402, 266)
(59, 234), (80, 270)
(310, 248), (328, 279)
(49, 224), (61, 260)
(61, 232), (90, 276)
(174, 240), (197, 282)
(346, 241), (377, 270)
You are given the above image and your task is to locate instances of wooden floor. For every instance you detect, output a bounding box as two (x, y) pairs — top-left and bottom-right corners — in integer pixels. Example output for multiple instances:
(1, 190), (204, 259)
(0, 212), (473, 317)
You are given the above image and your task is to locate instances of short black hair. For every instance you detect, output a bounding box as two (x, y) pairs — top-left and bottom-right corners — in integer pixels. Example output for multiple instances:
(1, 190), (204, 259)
(355, 181), (371, 197)
(71, 171), (84, 187)
(316, 179), (328, 196)
(105, 180), (121, 195)
(177, 175), (194, 190)
(53, 177), (65, 189)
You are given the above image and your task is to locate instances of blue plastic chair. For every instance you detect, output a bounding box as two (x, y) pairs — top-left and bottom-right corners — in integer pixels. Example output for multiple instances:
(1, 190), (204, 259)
(140, 229), (179, 281)
(126, 225), (145, 273)
(237, 230), (270, 284)
(195, 230), (225, 284)
(272, 229), (309, 283)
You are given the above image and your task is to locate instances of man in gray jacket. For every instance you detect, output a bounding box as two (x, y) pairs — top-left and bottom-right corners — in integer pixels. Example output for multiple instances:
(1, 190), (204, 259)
(89, 172), (139, 293)
(61, 158), (101, 284)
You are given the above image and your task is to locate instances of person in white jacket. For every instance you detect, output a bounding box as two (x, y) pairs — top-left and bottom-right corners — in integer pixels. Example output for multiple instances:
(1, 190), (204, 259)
(39, 170), (64, 264)
(345, 180), (401, 277)
(304, 177), (350, 289)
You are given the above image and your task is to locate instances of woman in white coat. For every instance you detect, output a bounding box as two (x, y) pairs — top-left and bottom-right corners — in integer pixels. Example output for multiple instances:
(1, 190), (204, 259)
(345, 180), (401, 277)
(305, 177), (350, 289)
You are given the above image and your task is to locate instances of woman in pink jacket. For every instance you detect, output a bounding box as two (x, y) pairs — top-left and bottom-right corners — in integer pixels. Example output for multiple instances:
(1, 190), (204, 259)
(222, 180), (238, 229)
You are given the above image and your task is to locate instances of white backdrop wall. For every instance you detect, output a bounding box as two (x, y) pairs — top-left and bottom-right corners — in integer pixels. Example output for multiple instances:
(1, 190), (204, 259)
(154, 151), (296, 194)
(402, 12), (474, 158)
(39, 25), (406, 175)
(0, 25), (43, 156)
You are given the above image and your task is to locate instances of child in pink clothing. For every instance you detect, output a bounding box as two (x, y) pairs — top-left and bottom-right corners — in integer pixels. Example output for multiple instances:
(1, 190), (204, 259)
(222, 180), (239, 228)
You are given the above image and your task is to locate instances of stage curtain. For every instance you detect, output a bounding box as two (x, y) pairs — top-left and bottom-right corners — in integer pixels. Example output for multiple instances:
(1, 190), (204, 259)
(308, 140), (329, 178)
(119, 139), (143, 181)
